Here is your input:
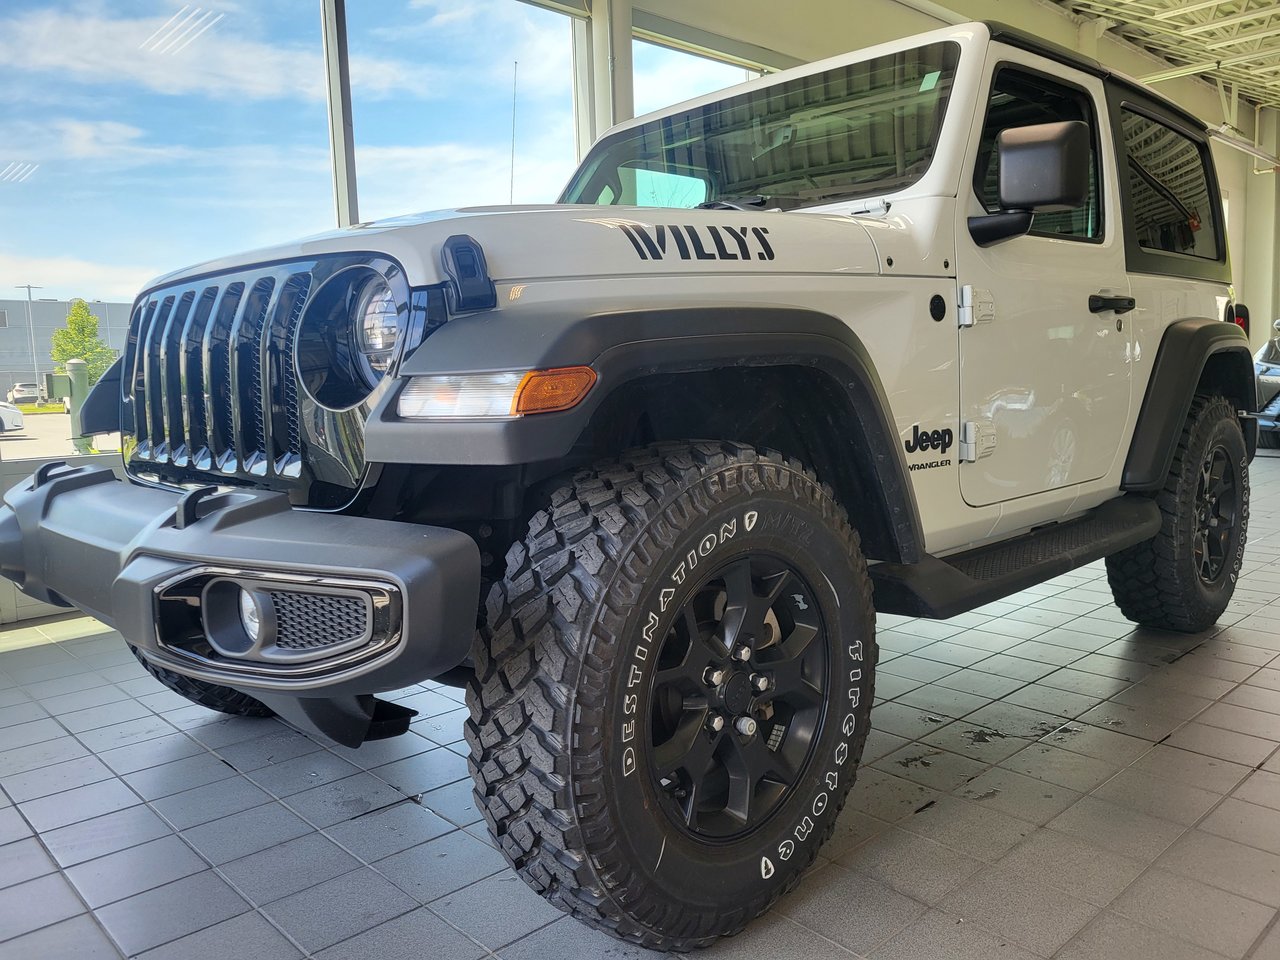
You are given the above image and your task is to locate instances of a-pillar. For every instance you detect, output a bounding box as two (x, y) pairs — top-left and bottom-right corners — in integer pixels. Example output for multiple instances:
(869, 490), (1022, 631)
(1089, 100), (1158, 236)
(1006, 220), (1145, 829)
(590, 0), (634, 138)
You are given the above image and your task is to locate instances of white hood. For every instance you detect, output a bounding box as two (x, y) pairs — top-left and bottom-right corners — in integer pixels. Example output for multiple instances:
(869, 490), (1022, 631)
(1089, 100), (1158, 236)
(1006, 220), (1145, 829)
(142, 204), (885, 295)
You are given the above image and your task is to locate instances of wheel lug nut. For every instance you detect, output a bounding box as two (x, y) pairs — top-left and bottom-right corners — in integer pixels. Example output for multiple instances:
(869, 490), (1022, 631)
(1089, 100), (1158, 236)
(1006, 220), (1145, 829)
(752, 674), (771, 692)
(735, 716), (758, 736)
(704, 667), (727, 687)
(733, 644), (752, 662)
(707, 714), (725, 733)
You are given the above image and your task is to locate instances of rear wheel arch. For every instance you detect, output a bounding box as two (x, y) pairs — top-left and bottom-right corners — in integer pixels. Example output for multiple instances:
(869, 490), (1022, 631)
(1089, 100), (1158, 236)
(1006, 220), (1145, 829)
(1123, 318), (1255, 491)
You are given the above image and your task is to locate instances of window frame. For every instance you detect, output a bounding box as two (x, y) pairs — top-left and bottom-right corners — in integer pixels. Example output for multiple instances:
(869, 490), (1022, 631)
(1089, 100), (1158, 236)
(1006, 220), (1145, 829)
(971, 63), (1107, 245)
(1106, 84), (1230, 284)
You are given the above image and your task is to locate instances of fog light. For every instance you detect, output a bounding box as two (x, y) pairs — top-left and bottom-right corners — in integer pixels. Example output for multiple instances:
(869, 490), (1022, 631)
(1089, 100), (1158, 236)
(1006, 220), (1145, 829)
(239, 589), (264, 643)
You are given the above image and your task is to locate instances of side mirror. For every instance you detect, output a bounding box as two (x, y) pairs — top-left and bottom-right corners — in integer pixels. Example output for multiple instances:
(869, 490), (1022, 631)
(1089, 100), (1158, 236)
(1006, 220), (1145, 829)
(998, 120), (1091, 212)
(969, 120), (1091, 247)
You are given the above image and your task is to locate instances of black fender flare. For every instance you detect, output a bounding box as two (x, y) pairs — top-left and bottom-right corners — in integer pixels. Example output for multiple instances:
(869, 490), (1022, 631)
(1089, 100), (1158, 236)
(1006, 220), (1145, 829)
(367, 304), (924, 563)
(1123, 318), (1256, 491)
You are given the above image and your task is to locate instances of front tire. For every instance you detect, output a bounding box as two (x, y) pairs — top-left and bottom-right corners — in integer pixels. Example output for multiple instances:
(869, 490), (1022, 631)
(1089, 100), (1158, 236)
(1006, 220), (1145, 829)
(1106, 394), (1249, 632)
(130, 647), (273, 717)
(466, 442), (875, 950)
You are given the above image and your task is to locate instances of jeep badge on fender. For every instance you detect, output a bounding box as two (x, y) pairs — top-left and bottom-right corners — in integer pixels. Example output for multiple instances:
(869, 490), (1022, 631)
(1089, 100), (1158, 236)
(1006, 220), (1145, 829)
(904, 424), (954, 455)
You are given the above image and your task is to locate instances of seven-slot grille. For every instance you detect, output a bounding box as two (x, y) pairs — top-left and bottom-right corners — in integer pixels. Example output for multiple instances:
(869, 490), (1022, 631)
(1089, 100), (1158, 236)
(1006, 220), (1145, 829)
(125, 269), (312, 480)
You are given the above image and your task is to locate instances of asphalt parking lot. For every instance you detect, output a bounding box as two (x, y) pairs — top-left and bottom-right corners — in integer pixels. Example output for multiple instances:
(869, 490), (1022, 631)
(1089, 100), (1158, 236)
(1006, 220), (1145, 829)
(0, 413), (119, 463)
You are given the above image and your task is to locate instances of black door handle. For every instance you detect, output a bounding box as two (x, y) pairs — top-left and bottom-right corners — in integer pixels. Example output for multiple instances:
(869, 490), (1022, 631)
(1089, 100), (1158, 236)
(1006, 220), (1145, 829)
(1089, 294), (1136, 315)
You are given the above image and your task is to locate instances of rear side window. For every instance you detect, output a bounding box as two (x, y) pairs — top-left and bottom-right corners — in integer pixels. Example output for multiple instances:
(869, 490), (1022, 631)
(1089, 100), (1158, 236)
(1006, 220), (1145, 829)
(1121, 109), (1218, 260)
(974, 69), (1102, 241)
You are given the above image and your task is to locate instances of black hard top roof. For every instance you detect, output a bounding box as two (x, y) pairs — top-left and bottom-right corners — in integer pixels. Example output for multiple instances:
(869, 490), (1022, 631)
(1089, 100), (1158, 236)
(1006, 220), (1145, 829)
(985, 21), (1209, 133)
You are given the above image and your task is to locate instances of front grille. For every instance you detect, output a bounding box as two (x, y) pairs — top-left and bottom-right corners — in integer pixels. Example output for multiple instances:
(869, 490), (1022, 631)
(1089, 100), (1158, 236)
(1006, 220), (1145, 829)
(128, 271), (310, 479)
(124, 254), (418, 508)
(270, 591), (371, 650)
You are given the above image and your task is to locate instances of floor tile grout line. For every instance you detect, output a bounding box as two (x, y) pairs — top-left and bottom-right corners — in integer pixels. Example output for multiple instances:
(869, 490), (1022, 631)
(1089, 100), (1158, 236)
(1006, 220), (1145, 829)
(0, 775), (129, 957)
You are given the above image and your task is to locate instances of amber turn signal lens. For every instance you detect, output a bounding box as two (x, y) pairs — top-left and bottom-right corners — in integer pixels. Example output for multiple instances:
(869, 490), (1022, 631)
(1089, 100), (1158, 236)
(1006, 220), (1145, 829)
(513, 366), (597, 415)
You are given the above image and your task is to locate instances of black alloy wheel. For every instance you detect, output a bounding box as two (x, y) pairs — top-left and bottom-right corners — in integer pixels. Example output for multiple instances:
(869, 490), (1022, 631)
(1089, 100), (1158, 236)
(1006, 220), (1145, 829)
(1193, 444), (1239, 584)
(649, 555), (828, 840)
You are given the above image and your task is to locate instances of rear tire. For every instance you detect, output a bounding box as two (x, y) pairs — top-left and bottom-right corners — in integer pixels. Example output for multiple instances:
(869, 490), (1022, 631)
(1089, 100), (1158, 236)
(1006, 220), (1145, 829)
(129, 646), (273, 717)
(1106, 394), (1249, 632)
(467, 442), (875, 951)
(1259, 429), (1280, 450)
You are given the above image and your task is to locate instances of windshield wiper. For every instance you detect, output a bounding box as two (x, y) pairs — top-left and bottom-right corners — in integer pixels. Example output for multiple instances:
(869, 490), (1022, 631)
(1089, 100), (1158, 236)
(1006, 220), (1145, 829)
(696, 195), (770, 210)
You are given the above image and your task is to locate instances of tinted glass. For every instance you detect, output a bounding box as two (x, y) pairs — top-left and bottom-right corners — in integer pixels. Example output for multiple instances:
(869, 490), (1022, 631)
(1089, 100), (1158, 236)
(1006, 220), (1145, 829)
(562, 41), (960, 208)
(1122, 109), (1219, 260)
(974, 70), (1101, 240)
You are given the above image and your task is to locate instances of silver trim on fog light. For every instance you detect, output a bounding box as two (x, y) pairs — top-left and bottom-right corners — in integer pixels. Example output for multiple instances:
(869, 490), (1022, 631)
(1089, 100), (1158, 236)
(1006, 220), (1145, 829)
(152, 567), (403, 682)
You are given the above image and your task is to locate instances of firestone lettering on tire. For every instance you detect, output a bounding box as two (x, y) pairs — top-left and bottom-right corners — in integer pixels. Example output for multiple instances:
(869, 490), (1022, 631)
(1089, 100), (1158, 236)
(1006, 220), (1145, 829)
(777, 635), (864, 866)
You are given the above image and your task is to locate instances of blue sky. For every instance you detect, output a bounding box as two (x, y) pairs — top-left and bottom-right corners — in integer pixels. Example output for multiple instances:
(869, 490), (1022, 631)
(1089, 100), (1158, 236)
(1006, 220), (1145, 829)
(0, 1), (751, 301)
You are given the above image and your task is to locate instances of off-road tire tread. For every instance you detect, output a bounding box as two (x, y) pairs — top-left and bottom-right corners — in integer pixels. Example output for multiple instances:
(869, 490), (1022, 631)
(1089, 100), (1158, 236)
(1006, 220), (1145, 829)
(466, 440), (873, 952)
(129, 646), (274, 717)
(1106, 394), (1245, 632)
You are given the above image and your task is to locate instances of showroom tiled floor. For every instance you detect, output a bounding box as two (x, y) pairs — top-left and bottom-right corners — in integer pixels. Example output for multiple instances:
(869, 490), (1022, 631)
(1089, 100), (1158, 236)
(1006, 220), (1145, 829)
(3, 464), (1280, 959)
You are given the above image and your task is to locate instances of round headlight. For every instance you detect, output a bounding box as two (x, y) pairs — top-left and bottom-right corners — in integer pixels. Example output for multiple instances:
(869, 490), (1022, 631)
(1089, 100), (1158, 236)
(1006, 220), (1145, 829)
(354, 278), (400, 376)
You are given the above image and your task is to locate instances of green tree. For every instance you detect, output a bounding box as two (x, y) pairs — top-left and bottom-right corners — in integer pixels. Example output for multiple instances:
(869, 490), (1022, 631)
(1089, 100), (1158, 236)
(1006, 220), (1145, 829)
(51, 299), (116, 385)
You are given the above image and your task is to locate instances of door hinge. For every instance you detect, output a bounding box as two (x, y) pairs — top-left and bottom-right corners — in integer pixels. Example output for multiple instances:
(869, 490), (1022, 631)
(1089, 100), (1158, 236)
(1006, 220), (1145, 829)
(958, 285), (995, 328)
(959, 420), (997, 463)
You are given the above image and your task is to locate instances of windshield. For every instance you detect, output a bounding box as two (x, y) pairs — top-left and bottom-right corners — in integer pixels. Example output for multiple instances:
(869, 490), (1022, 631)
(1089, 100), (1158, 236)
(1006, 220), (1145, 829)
(561, 41), (960, 209)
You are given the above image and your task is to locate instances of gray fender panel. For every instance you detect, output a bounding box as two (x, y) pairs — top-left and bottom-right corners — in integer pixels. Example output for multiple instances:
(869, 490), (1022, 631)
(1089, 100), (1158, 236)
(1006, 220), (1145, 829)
(367, 305), (924, 563)
(1123, 318), (1254, 491)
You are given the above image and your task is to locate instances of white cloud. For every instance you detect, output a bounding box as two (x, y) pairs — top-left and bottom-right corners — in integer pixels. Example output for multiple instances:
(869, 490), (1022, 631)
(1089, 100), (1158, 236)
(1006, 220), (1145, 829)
(49, 119), (189, 164)
(0, 251), (159, 302)
(383, 0), (573, 101)
(0, 6), (442, 102)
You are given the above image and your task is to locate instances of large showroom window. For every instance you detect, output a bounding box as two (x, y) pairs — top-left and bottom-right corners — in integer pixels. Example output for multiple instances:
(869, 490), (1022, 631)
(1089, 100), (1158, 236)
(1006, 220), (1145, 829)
(632, 40), (760, 117)
(0, 0), (333, 473)
(345, 1), (579, 219)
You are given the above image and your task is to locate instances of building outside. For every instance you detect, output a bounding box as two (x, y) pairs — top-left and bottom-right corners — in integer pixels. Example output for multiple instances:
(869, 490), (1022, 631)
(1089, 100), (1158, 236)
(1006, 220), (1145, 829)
(0, 297), (131, 398)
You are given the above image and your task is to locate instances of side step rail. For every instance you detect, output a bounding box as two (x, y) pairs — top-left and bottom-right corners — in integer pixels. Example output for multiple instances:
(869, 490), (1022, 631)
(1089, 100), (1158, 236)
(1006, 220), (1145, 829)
(869, 495), (1161, 619)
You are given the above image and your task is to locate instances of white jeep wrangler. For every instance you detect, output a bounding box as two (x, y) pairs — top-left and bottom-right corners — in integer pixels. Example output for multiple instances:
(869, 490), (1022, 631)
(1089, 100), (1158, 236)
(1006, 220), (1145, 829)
(0, 19), (1255, 951)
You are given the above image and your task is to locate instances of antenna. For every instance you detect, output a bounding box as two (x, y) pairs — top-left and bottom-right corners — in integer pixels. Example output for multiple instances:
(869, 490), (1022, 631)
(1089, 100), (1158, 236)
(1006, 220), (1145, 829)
(509, 60), (518, 204)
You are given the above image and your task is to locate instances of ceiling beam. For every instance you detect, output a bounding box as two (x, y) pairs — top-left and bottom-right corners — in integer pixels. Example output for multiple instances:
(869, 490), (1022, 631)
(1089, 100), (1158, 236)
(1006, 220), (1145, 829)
(1151, 0), (1233, 20)
(1204, 22), (1280, 48)
(1142, 46), (1280, 83)
(1182, 6), (1280, 35)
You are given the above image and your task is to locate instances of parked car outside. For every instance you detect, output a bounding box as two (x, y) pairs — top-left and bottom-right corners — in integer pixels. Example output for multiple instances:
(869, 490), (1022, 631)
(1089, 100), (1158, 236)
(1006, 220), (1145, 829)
(6, 383), (42, 405)
(0, 402), (25, 433)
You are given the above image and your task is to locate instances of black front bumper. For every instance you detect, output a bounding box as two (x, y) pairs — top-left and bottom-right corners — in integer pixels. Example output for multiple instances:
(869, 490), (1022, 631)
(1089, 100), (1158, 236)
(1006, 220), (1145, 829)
(0, 463), (480, 745)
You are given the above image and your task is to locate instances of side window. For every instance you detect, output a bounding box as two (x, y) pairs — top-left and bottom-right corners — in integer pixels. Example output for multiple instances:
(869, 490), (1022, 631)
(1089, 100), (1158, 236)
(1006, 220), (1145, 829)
(974, 69), (1102, 241)
(1121, 110), (1219, 260)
